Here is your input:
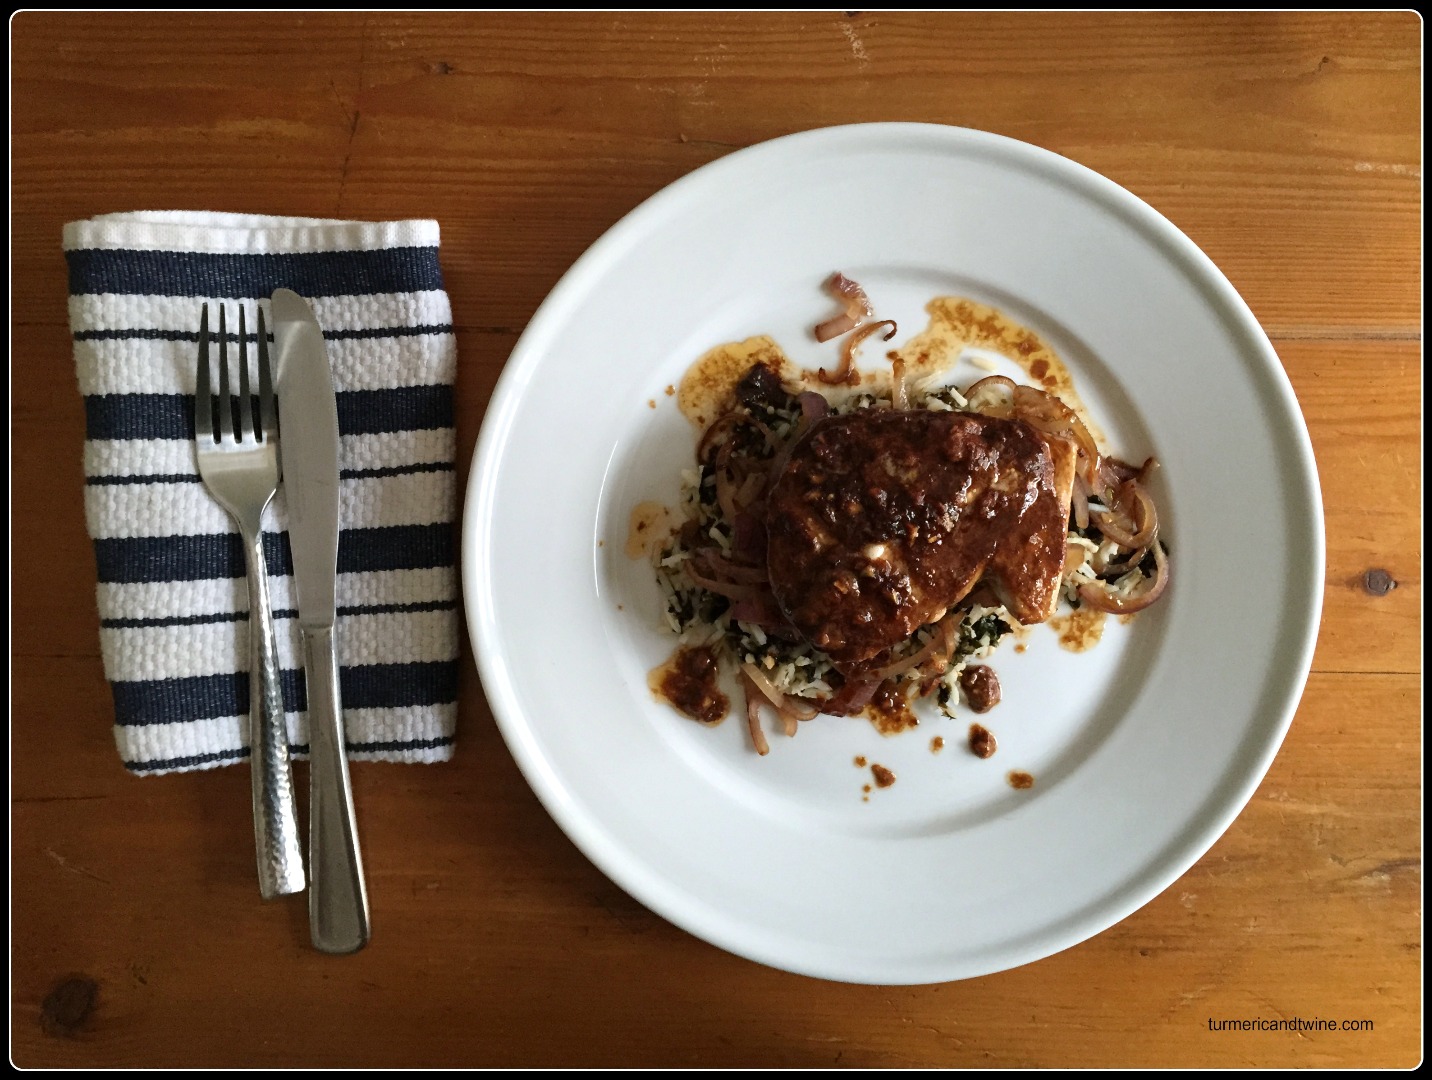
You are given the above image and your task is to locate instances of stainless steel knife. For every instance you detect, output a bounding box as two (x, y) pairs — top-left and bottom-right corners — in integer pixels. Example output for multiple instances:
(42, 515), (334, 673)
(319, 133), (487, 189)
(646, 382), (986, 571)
(272, 288), (370, 954)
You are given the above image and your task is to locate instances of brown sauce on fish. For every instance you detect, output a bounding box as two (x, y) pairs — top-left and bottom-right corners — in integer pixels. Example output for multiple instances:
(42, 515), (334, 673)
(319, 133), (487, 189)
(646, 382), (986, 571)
(766, 410), (1071, 670)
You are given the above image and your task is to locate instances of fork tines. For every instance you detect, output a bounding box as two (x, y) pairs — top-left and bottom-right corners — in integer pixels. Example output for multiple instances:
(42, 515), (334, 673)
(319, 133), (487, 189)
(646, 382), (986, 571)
(196, 302), (276, 445)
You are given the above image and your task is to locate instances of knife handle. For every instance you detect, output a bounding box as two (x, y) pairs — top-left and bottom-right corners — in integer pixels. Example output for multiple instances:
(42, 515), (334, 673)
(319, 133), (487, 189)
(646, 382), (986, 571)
(304, 625), (371, 953)
(243, 524), (306, 899)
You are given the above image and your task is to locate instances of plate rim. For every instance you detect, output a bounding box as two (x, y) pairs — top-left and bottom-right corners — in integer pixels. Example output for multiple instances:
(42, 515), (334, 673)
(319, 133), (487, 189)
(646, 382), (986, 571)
(462, 122), (1326, 983)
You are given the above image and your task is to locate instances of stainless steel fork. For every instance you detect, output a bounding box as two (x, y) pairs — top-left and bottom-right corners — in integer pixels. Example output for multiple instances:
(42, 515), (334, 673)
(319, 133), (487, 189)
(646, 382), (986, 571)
(195, 303), (305, 899)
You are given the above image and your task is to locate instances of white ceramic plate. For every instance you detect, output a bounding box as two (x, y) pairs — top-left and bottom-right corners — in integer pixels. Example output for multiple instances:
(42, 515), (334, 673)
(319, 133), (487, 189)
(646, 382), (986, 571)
(464, 124), (1323, 984)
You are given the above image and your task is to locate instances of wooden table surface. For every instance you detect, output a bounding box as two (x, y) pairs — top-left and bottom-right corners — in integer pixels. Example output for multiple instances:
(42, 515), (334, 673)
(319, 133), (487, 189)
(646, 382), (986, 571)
(11, 11), (1421, 1068)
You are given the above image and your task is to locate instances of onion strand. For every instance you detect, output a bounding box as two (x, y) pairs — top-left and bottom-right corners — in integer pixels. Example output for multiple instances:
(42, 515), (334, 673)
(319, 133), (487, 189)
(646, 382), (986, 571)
(1078, 541), (1170, 614)
(814, 272), (875, 343)
(817, 319), (897, 386)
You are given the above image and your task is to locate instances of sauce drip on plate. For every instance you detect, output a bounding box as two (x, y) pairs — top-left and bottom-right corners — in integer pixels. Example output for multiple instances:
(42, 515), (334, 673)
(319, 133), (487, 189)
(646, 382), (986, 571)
(626, 500), (674, 560)
(1049, 607), (1106, 652)
(649, 645), (728, 726)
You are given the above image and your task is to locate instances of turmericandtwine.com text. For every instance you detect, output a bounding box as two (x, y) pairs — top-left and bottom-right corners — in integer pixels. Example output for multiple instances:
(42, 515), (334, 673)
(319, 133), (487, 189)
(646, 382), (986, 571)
(1208, 1018), (1373, 1032)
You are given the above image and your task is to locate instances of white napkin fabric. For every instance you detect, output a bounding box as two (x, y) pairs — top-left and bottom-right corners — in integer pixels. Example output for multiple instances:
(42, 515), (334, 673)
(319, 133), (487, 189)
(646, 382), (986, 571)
(64, 213), (459, 774)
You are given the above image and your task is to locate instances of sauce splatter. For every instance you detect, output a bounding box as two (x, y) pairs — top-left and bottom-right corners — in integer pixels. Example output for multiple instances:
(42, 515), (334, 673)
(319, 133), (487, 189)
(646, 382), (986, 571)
(958, 665), (1001, 713)
(678, 335), (793, 429)
(1008, 770), (1035, 790)
(649, 646), (728, 726)
(864, 681), (919, 735)
(893, 296), (1104, 449)
(626, 501), (674, 559)
(870, 764), (897, 788)
(1048, 607), (1106, 652)
(854, 755), (867, 767)
(930, 736), (945, 753)
(664, 384), (676, 396)
(968, 723), (997, 759)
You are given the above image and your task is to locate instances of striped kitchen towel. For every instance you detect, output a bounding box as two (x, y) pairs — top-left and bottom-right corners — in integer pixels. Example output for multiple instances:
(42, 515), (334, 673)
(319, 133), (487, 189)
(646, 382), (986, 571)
(65, 212), (459, 774)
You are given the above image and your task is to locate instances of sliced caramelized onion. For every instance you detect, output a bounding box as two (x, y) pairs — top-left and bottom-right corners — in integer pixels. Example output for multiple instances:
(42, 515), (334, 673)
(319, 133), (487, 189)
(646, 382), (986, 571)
(1097, 455), (1140, 492)
(1012, 384), (1101, 486)
(891, 354), (910, 410)
(1071, 473), (1091, 530)
(1091, 479), (1158, 551)
(814, 272), (875, 342)
(1096, 547), (1147, 581)
(1089, 508), (1139, 548)
(734, 471), (765, 508)
(817, 318), (897, 386)
(739, 665), (811, 738)
(696, 411), (742, 465)
(865, 614), (962, 683)
(1078, 541), (1170, 614)
(689, 549), (768, 584)
(742, 662), (787, 709)
(713, 437), (739, 523)
(681, 562), (770, 602)
(740, 672), (771, 755)
(781, 697), (820, 722)
(964, 375), (1018, 418)
(815, 312), (860, 342)
(797, 391), (829, 423)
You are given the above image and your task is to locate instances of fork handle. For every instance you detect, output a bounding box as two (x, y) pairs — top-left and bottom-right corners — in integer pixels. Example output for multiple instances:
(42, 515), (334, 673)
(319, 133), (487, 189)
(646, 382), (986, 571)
(304, 625), (371, 953)
(243, 523), (306, 899)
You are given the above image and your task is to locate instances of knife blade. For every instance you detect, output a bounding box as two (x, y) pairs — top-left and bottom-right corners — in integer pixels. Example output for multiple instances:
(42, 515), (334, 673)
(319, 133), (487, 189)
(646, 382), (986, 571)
(272, 288), (370, 954)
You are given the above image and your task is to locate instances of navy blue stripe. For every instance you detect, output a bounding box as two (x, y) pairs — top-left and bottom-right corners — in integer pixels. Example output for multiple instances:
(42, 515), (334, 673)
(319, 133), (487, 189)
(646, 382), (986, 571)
(101, 599), (458, 629)
(76, 328), (261, 343)
(92, 522), (453, 583)
(86, 473), (201, 486)
(104, 610), (248, 628)
(86, 461), (453, 486)
(111, 661), (460, 726)
(123, 734), (456, 773)
(340, 462), (454, 480)
(74, 323), (453, 343)
(66, 247), (445, 299)
(339, 735), (455, 754)
(83, 385), (453, 441)
(338, 387), (453, 436)
(126, 747), (248, 771)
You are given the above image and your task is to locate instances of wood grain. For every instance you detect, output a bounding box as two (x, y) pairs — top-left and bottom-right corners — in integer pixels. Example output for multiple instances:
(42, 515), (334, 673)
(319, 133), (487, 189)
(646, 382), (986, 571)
(10, 10), (1420, 1068)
